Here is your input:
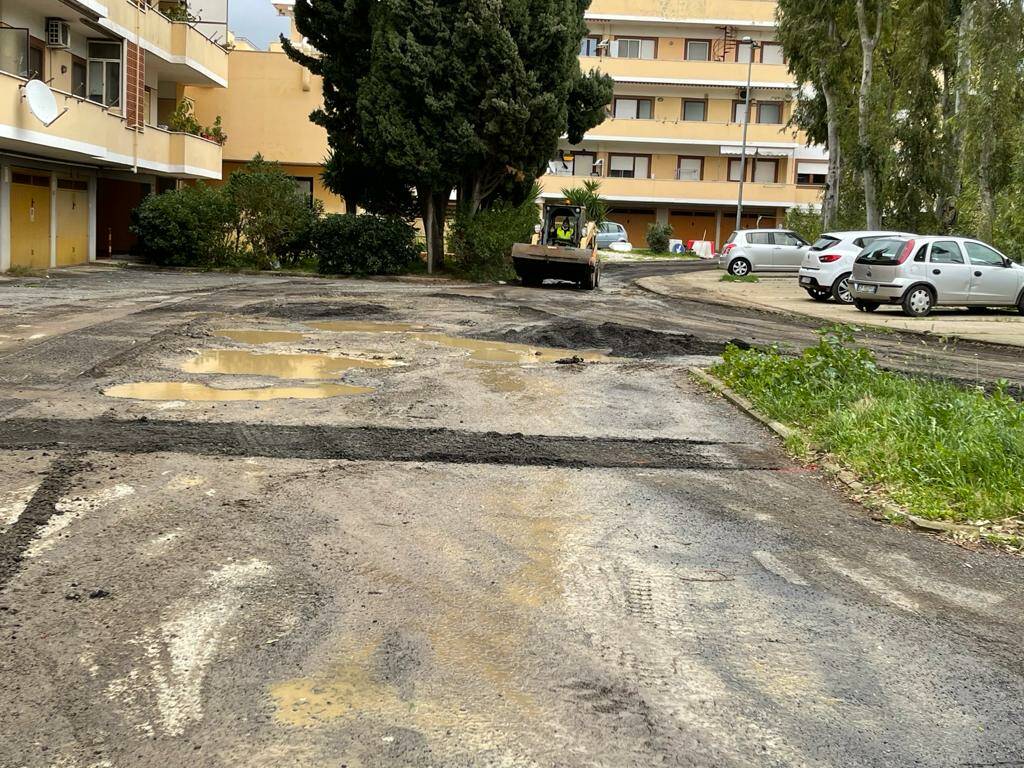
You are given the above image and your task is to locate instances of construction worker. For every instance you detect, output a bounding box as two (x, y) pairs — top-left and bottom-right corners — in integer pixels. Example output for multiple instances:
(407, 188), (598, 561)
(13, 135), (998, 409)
(555, 216), (576, 244)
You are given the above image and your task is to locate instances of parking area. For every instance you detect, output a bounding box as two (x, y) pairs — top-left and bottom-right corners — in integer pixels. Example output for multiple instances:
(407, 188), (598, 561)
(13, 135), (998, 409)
(639, 269), (1024, 347)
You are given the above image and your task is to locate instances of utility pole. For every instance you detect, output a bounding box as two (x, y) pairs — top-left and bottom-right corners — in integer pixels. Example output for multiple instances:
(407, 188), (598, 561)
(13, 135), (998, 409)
(735, 36), (760, 233)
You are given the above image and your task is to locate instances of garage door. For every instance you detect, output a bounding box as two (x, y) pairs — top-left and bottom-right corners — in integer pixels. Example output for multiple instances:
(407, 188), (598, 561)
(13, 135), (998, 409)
(609, 210), (656, 247)
(56, 179), (89, 266)
(670, 211), (716, 245)
(10, 171), (51, 269)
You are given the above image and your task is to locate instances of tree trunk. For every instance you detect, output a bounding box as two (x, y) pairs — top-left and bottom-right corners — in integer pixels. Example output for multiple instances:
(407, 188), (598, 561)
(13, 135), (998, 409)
(420, 187), (449, 274)
(821, 78), (841, 230)
(856, 0), (885, 230)
(941, 0), (974, 230)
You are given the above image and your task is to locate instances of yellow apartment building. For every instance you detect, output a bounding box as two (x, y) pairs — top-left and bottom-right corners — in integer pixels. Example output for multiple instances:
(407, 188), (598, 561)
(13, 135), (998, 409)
(546, 0), (825, 247)
(0, 0), (228, 270)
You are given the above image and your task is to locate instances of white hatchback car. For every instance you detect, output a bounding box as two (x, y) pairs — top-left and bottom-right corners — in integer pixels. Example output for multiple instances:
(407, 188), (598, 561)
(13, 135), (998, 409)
(850, 236), (1024, 316)
(798, 231), (914, 304)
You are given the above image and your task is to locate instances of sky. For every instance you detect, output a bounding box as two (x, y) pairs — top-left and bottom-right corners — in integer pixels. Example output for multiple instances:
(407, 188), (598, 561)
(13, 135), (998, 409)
(227, 0), (290, 50)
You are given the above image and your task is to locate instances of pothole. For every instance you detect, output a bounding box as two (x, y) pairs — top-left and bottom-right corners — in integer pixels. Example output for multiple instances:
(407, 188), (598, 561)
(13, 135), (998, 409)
(482, 320), (725, 358)
(103, 381), (372, 401)
(181, 350), (393, 379)
(213, 329), (308, 345)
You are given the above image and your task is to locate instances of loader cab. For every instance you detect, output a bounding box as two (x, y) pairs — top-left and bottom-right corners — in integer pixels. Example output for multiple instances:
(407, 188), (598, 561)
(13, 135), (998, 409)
(543, 205), (585, 247)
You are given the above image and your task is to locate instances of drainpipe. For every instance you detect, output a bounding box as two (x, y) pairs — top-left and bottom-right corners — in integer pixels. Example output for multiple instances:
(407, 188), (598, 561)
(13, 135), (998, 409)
(132, 0), (141, 174)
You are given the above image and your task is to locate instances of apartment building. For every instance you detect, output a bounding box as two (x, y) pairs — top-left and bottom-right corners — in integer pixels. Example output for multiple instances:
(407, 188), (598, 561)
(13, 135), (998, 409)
(0, 0), (228, 269)
(545, 0), (826, 248)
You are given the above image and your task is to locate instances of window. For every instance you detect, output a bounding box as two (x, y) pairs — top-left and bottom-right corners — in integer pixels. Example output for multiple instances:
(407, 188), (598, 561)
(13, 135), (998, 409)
(28, 37), (44, 80)
(736, 41), (755, 63)
(747, 232), (773, 245)
(613, 38), (655, 59)
(72, 57), (87, 98)
(930, 241), (964, 264)
(728, 158), (746, 182)
(965, 241), (1005, 266)
(682, 100), (706, 121)
(88, 41), (123, 108)
(913, 244), (929, 262)
(0, 27), (29, 77)
(757, 102), (783, 124)
(685, 40), (710, 61)
(609, 154), (649, 179)
(775, 232), (806, 247)
(579, 36), (601, 57)
(810, 235), (841, 252)
(548, 152), (596, 177)
(796, 163), (827, 185)
(732, 101), (749, 123)
(761, 43), (784, 65)
(676, 157), (703, 181)
(614, 97), (653, 120)
(292, 177), (315, 205)
(753, 159), (778, 183)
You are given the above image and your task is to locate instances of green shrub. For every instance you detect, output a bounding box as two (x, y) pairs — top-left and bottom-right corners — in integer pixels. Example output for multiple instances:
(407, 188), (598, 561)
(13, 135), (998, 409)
(645, 222), (673, 253)
(561, 179), (608, 224)
(784, 205), (824, 244)
(131, 183), (234, 268)
(711, 326), (1024, 522)
(225, 156), (320, 269)
(448, 195), (540, 282)
(315, 214), (420, 275)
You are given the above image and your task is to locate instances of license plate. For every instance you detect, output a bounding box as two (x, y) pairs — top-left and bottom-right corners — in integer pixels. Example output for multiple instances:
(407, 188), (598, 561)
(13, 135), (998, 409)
(799, 277), (813, 286)
(854, 283), (877, 294)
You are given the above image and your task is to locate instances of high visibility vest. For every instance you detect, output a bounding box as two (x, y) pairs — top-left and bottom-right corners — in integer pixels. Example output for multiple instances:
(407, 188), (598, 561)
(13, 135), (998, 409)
(556, 224), (575, 240)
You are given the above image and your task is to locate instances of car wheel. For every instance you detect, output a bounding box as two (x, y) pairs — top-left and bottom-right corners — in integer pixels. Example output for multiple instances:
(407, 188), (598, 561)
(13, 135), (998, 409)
(728, 258), (751, 277)
(854, 299), (880, 313)
(831, 273), (854, 305)
(805, 287), (830, 302)
(902, 286), (934, 317)
(1019, 293), (1024, 315)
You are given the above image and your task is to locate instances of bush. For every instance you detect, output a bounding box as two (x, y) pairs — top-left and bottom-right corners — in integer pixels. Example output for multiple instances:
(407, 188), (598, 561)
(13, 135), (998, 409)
(448, 195), (540, 282)
(645, 222), (673, 253)
(784, 206), (824, 244)
(131, 183), (234, 268)
(561, 179), (608, 224)
(225, 155), (320, 269)
(315, 214), (420, 275)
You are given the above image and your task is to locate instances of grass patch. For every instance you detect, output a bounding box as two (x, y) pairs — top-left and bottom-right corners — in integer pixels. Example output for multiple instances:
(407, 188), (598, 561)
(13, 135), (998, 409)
(710, 325), (1024, 524)
(4, 265), (42, 277)
(720, 274), (759, 283)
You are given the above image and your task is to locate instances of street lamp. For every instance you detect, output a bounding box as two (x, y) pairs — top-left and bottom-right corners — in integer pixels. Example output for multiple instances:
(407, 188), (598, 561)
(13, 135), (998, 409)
(735, 36), (761, 233)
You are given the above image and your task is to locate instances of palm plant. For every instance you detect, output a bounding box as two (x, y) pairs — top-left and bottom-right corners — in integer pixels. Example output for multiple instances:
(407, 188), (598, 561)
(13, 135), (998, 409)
(561, 179), (608, 224)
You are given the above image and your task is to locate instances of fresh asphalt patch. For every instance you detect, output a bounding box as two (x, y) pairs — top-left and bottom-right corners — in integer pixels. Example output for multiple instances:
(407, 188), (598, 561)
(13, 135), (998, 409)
(481, 319), (725, 357)
(0, 418), (783, 470)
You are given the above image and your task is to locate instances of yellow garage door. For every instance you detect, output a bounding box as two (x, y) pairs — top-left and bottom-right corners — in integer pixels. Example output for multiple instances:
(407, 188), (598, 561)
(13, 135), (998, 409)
(10, 171), (51, 269)
(56, 180), (89, 266)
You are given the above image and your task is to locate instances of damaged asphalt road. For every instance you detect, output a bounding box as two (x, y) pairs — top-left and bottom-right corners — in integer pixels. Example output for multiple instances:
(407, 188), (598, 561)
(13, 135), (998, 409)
(0, 266), (1023, 768)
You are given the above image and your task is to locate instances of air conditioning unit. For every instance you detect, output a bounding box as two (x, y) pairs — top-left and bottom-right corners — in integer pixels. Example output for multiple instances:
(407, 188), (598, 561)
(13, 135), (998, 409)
(46, 19), (71, 49)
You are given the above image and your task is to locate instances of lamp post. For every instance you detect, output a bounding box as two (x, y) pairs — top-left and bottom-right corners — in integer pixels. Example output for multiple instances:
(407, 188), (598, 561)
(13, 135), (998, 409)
(735, 36), (761, 233)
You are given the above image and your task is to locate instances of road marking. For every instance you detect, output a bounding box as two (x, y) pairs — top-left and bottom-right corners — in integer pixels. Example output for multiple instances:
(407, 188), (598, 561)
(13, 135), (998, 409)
(818, 553), (919, 613)
(752, 550), (808, 586)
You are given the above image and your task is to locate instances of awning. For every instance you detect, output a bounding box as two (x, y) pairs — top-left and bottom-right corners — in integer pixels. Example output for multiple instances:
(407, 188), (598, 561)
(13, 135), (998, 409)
(720, 146), (792, 158)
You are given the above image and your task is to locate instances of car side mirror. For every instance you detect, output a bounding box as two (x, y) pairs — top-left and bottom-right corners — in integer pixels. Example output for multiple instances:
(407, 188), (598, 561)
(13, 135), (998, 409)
(1003, 258), (1012, 268)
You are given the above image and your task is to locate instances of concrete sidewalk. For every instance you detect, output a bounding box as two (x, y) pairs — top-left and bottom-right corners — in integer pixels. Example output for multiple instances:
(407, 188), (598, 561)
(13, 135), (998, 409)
(638, 269), (1024, 348)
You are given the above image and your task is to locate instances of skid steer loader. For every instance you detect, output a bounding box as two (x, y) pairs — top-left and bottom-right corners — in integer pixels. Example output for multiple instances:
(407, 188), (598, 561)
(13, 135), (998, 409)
(511, 203), (601, 289)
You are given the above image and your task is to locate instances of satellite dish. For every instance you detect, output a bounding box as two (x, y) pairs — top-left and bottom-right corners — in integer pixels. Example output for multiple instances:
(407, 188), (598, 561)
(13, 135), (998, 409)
(23, 79), (67, 127)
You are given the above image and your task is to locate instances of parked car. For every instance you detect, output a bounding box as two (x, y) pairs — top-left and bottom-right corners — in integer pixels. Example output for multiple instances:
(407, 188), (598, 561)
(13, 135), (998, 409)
(595, 221), (628, 249)
(850, 236), (1024, 317)
(798, 230), (914, 304)
(719, 229), (810, 276)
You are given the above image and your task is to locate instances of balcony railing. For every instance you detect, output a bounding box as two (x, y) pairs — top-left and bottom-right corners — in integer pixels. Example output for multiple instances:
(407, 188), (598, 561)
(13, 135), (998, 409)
(582, 55), (793, 87)
(539, 173), (822, 207)
(586, 117), (800, 145)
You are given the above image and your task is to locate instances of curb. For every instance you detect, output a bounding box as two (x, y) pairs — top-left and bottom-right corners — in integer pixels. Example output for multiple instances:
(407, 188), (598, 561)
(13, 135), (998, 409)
(688, 366), (907, 521)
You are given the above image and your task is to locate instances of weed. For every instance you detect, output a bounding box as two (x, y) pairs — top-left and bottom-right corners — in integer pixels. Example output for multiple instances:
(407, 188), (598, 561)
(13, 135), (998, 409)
(712, 325), (1024, 523)
(4, 265), (40, 277)
(720, 274), (760, 283)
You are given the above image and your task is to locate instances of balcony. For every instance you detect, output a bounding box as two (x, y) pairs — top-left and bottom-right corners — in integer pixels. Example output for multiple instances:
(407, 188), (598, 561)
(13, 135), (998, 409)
(582, 56), (793, 88)
(0, 71), (222, 178)
(587, 0), (779, 25)
(539, 174), (822, 208)
(585, 117), (801, 147)
(104, 1), (229, 87)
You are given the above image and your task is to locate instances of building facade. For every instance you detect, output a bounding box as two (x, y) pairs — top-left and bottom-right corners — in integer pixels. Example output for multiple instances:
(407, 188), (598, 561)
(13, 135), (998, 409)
(544, 0), (825, 248)
(0, 0), (228, 270)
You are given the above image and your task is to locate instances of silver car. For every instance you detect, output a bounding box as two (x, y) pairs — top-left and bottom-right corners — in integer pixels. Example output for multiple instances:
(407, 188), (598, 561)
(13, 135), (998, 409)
(850, 236), (1024, 317)
(595, 221), (628, 249)
(720, 229), (810, 276)
(798, 230), (914, 304)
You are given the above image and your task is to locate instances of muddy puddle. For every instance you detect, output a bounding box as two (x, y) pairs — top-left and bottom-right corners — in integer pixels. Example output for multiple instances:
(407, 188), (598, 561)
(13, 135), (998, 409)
(308, 320), (425, 333)
(182, 349), (392, 380)
(213, 329), (307, 345)
(104, 381), (372, 401)
(409, 333), (607, 364)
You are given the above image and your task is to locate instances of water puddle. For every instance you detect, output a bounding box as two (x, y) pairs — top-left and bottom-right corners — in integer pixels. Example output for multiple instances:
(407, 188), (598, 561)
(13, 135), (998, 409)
(213, 328), (306, 345)
(181, 349), (391, 380)
(104, 381), (371, 401)
(309, 320), (425, 333)
(409, 333), (607, 363)
(474, 365), (527, 393)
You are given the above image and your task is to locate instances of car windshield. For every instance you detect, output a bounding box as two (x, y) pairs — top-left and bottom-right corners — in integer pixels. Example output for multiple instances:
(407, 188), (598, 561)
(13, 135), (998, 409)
(856, 238), (907, 265)
(810, 235), (841, 252)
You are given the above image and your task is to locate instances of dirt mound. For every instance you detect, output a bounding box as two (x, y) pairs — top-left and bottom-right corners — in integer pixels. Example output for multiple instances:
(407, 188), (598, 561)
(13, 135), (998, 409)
(244, 301), (390, 321)
(485, 320), (724, 358)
